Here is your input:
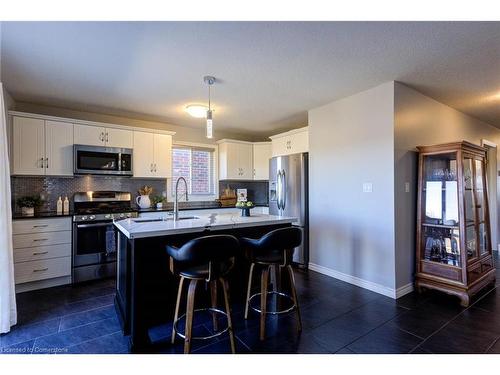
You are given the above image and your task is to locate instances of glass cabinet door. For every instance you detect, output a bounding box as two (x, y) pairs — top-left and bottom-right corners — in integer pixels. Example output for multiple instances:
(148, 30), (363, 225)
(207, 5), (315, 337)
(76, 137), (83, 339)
(475, 159), (490, 257)
(463, 157), (478, 260)
(421, 152), (461, 266)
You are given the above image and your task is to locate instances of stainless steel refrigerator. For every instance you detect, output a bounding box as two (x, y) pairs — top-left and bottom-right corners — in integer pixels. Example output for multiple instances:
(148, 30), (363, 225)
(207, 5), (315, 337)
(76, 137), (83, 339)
(269, 152), (309, 268)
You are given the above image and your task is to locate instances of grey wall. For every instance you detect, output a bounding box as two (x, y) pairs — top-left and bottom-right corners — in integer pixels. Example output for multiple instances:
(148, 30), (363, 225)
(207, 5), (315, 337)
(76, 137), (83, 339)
(308, 82), (396, 290)
(394, 82), (500, 289)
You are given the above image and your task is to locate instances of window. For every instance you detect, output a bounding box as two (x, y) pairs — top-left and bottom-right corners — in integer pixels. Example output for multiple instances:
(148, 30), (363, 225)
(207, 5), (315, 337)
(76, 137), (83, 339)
(172, 145), (216, 196)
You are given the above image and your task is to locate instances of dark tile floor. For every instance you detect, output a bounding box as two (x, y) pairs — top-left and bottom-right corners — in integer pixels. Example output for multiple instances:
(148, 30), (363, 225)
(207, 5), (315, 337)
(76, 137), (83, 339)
(1, 253), (499, 354)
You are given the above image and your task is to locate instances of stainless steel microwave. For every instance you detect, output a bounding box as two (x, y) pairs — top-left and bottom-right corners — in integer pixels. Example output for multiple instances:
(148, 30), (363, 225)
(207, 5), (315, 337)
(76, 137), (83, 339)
(74, 145), (133, 176)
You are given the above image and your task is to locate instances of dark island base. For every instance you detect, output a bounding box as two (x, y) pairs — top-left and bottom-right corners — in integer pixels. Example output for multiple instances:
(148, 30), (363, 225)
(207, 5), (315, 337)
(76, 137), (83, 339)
(115, 223), (292, 353)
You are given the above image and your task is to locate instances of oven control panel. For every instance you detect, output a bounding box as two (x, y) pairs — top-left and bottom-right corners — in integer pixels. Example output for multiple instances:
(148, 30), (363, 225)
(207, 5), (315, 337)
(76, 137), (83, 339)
(73, 212), (138, 222)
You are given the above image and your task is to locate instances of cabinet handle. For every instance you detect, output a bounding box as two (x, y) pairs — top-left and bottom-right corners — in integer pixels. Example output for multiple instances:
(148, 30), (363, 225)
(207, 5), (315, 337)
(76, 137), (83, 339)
(150, 163), (153, 172)
(154, 163), (157, 172)
(33, 238), (48, 242)
(99, 132), (104, 142)
(39, 157), (44, 168)
(45, 157), (49, 169)
(33, 268), (48, 272)
(33, 251), (49, 255)
(106, 132), (109, 143)
(32, 225), (48, 228)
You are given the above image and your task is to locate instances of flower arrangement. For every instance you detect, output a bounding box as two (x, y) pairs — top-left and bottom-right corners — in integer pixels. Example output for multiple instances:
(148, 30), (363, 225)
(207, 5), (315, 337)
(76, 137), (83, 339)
(16, 195), (44, 216)
(151, 195), (166, 209)
(138, 185), (153, 196)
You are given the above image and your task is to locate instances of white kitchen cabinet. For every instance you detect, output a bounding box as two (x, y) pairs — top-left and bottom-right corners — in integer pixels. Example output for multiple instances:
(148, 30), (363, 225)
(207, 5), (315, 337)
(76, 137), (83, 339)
(133, 131), (172, 178)
(12, 116), (74, 176)
(12, 117), (45, 175)
(74, 124), (106, 146)
(270, 126), (309, 157)
(45, 121), (74, 176)
(252, 142), (272, 180)
(13, 217), (72, 291)
(154, 133), (172, 178)
(105, 127), (133, 148)
(74, 124), (133, 148)
(217, 140), (253, 180)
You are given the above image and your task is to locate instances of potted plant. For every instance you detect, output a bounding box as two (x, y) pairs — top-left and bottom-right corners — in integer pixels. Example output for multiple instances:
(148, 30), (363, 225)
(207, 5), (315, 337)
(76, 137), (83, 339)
(236, 201), (254, 217)
(151, 195), (166, 209)
(136, 186), (153, 209)
(17, 195), (44, 216)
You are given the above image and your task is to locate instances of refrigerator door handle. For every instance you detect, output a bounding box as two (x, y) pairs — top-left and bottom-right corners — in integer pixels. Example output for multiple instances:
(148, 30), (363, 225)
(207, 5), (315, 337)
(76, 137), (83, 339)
(281, 169), (287, 211)
(276, 170), (282, 210)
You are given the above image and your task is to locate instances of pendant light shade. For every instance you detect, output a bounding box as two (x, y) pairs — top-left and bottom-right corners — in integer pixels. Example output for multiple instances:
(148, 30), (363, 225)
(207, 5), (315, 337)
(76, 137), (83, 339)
(204, 76), (216, 139)
(206, 109), (213, 139)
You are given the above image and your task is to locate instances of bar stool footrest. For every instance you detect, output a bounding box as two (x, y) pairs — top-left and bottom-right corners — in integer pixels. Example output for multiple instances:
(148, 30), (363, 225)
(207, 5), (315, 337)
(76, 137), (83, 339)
(174, 308), (229, 340)
(248, 291), (297, 315)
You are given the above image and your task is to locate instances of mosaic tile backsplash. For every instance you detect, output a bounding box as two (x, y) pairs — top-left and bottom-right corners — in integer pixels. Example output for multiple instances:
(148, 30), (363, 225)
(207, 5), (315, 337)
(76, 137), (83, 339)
(11, 176), (170, 213)
(11, 176), (268, 214)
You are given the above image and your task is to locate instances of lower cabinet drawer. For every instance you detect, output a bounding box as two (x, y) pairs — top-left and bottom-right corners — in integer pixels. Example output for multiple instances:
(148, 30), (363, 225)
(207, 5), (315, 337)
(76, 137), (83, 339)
(13, 217), (71, 235)
(13, 230), (71, 249)
(14, 257), (71, 284)
(14, 244), (72, 263)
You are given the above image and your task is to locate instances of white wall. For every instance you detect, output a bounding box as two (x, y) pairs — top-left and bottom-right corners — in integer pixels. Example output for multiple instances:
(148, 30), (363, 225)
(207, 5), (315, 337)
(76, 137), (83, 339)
(394, 82), (500, 289)
(308, 82), (397, 294)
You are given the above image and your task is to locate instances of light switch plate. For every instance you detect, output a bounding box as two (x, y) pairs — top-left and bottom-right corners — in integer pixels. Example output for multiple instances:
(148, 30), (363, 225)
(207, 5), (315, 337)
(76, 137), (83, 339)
(363, 182), (373, 193)
(405, 182), (410, 193)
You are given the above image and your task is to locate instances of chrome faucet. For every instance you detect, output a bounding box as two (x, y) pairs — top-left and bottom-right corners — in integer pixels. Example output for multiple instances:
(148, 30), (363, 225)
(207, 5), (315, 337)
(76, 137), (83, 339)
(174, 177), (189, 220)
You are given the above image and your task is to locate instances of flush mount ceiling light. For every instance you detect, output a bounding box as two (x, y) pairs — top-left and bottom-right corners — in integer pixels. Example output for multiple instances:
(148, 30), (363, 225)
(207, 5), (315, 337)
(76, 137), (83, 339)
(204, 75), (216, 139)
(185, 104), (209, 118)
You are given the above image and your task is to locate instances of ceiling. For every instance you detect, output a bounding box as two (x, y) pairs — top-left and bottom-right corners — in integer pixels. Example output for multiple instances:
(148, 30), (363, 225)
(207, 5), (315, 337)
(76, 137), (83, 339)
(1, 21), (499, 138)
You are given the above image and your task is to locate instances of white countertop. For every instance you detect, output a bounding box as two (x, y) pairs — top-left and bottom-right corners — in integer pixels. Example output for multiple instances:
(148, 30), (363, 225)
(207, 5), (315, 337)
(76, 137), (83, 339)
(114, 212), (297, 239)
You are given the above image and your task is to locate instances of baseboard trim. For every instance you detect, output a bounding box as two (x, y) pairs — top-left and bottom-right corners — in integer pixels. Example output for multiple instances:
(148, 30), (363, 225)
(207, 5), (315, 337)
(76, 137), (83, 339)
(395, 282), (414, 298)
(309, 263), (398, 299)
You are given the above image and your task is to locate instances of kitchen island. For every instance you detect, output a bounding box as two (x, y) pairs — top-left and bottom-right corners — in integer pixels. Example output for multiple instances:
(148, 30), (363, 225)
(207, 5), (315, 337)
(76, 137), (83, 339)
(113, 212), (296, 352)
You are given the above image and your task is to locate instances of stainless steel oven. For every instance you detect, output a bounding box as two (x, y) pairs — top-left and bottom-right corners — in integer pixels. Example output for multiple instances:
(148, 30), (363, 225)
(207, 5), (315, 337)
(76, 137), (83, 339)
(74, 144), (133, 176)
(72, 191), (137, 283)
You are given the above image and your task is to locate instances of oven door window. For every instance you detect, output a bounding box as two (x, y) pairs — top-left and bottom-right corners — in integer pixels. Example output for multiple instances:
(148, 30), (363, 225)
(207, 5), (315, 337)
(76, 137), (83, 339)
(77, 151), (119, 172)
(75, 222), (117, 255)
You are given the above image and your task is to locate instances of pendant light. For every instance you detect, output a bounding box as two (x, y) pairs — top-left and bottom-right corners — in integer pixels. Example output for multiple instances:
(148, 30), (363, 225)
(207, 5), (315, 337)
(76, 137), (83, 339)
(204, 75), (216, 139)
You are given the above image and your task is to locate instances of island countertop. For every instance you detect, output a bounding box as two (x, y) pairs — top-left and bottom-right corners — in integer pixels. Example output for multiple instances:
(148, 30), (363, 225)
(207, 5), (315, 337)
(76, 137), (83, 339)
(114, 212), (297, 239)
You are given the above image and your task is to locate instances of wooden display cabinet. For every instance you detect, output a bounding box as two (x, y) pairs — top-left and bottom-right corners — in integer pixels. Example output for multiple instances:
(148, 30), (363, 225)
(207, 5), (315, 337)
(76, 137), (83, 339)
(416, 141), (496, 306)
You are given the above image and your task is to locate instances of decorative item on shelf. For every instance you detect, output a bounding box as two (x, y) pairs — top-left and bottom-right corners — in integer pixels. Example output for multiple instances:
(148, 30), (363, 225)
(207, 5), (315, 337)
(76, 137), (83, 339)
(236, 201), (254, 217)
(217, 185), (237, 207)
(237, 189), (248, 202)
(16, 195), (44, 216)
(151, 195), (166, 209)
(136, 185), (153, 209)
(56, 196), (63, 215)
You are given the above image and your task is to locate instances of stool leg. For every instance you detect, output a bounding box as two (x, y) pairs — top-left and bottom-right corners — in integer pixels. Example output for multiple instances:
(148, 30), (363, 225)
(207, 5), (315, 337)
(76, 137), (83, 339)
(171, 276), (185, 344)
(220, 277), (236, 354)
(275, 265), (282, 311)
(184, 279), (198, 354)
(210, 280), (218, 332)
(244, 263), (255, 319)
(260, 265), (270, 340)
(286, 265), (302, 333)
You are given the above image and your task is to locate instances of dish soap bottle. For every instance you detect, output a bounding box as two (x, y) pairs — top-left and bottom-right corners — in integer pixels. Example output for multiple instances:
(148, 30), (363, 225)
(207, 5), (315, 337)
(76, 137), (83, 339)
(63, 196), (70, 214)
(56, 196), (63, 215)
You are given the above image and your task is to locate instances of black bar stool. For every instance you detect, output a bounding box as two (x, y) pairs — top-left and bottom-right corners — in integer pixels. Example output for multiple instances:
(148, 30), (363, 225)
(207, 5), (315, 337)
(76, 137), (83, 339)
(241, 227), (302, 340)
(166, 234), (239, 354)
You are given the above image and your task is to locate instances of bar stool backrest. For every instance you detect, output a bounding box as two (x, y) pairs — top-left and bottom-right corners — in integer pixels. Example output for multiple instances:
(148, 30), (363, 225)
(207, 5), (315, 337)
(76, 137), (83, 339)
(255, 227), (302, 263)
(167, 234), (240, 279)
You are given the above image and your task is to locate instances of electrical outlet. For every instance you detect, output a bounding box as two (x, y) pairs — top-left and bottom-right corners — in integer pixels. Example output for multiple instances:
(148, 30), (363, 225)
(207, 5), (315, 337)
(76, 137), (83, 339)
(405, 182), (410, 193)
(363, 183), (373, 193)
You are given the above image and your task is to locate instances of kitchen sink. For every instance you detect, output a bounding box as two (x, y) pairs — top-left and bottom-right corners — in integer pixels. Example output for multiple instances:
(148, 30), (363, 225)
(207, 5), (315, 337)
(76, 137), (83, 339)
(132, 216), (199, 223)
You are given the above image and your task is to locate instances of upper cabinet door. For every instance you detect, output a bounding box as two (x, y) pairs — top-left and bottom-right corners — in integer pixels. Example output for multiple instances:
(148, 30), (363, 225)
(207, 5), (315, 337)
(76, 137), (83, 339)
(238, 143), (253, 180)
(223, 142), (240, 179)
(12, 117), (45, 175)
(105, 127), (133, 149)
(133, 131), (155, 178)
(74, 124), (106, 146)
(253, 143), (271, 180)
(45, 121), (74, 176)
(154, 134), (172, 178)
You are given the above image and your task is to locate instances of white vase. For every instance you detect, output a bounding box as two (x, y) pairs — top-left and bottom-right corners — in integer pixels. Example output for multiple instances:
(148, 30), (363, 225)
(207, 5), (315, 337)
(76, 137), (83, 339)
(21, 207), (34, 216)
(136, 195), (151, 209)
